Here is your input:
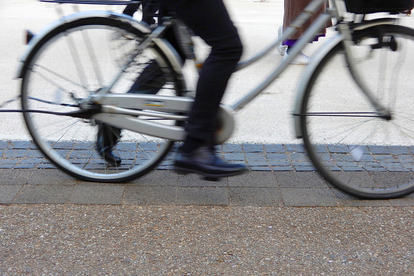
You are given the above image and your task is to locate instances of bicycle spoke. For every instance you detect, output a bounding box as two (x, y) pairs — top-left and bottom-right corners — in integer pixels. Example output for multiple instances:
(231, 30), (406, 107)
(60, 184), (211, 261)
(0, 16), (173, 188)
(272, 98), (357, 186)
(33, 63), (87, 91)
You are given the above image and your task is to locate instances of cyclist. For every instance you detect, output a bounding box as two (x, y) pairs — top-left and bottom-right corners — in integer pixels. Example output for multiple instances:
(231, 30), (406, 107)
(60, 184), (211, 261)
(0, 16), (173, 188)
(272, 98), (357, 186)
(97, 0), (248, 178)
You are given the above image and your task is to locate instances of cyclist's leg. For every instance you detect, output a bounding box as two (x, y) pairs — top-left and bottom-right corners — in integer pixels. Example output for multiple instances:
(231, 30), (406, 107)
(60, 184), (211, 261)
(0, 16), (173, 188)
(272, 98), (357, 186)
(161, 0), (243, 146)
(160, 0), (247, 177)
(141, 0), (157, 25)
(123, 3), (140, 17)
(97, 5), (183, 166)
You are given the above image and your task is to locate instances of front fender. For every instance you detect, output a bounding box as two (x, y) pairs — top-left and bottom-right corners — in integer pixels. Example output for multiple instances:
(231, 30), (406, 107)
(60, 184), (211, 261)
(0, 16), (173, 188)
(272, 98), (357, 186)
(16, 11), (151, 78)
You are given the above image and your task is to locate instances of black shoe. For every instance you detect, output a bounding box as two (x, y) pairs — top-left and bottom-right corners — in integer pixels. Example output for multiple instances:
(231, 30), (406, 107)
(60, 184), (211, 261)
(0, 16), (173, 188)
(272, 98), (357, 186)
(174, 146), (248, 178)
(96, 123), (122, 166)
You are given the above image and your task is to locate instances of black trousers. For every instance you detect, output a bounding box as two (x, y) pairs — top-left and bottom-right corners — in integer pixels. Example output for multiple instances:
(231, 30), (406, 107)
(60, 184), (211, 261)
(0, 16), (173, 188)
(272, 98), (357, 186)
(159, 0), (243, 144)
(123, 1), (157, 25)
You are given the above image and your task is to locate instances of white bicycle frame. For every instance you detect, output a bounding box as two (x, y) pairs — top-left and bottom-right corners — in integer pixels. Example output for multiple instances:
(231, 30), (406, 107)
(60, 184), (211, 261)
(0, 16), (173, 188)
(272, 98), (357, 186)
(16, 0), (397, 143)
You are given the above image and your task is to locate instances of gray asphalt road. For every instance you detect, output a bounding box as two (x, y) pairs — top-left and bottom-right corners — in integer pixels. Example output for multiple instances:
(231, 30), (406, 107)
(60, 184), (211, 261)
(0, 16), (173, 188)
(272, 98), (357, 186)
(1, 205), (414, 275)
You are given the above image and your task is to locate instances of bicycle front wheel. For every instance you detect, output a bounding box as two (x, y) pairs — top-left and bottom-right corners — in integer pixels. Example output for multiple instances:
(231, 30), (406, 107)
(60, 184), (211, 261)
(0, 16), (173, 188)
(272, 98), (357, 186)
(21, 15), (186, 182)
(301, 25), (414, 199)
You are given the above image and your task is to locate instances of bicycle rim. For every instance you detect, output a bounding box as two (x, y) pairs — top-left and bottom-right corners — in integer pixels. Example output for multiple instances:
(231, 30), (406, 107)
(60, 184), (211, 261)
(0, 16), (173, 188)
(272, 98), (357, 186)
(21, 17), (184, 182)
(301, 25), (414, 199)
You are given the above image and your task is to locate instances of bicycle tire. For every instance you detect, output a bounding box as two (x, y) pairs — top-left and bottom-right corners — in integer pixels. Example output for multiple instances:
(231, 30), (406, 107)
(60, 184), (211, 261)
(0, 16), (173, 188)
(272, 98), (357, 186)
(300, 24), (414, 199)
(21, 15), (186, 182)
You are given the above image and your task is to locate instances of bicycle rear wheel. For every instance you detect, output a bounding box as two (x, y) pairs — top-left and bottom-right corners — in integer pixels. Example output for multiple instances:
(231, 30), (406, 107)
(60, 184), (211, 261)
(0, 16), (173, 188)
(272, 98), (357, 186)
(21, 15), (186, 182)
(301, 25), (414, 199)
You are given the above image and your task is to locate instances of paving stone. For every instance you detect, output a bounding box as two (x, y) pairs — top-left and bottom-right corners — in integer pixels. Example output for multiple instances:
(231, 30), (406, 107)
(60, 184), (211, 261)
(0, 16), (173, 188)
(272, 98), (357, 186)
(25, 150), (45, 158)
(69, 184), (124, 204)
(72, 142), (94, 150)
(123, 186), (176, 205)
(38, 163), (57, 169)
(331, 189), (393, 207)
(126, 170), (179, 186)
(264, 144), (285, 153)
(13, 185), (74, 204)
(312, 145), (328, 153)
(268, 159), (291, 166)
(245, 152), (266, 160)
(0, 159), (18, 165)
(10, 141), (32, 149)
(361, 163), (387, 172)
(26, 169), (77, 185)
(137, 142), (158, 151)
(70, 150), (93, 159)
(224, 152), (245, 161)
(291, 161), (313, 167)
(222, 143), (243, 153)
(368, 145), (390, 154)
(228, 171), (278, 188)
(316, 153), (332, 162)
(176, 187), (229, 205)
(247, 161), (269, 167)
(0, 185), (22, 203)
(3, 150), (27, 159)
(389, 146), (410, 155)
(294, 166), (317, 172)
(341, 166), (365, 172)
(116, 143), (138, 151)
(1, 140), (414, 209)
(285, 144), (305, 153)
(266, 153), (288, 161)
(331, 154), (356, 162)
(288, 152), (309, 162)
(349, 145), (370, 154)
(396, 155), (414, 163)
(13, 164), (36, 169)
(53, 141), (74, 149)
(276, 172), (326, 188)
(0, 141), (9, 149)
(382, 163), (405, 172)
(328, 145), (349, 153)
(281, 188), (337, 207)
(389, 192), (414, 206)
(229, 187), (282, 206)
(373, 155), (396, 162)
(249, 166), (272, 171)
(272, 166), (294, 171)
(177, 174), (227, 187)
(29, 143), (38, 150)
(0, 169), (29, 185)
(242, 143), (263, 153)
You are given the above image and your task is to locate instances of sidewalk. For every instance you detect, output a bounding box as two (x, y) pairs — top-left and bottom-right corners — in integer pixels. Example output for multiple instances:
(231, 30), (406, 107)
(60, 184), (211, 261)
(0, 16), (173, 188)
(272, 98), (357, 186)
(2, 141), (414, 206)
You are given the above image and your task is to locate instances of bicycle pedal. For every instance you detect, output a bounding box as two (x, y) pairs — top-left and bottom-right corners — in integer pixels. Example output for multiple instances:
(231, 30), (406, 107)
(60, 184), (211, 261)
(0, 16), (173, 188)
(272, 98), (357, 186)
(202, 176), (220, 182)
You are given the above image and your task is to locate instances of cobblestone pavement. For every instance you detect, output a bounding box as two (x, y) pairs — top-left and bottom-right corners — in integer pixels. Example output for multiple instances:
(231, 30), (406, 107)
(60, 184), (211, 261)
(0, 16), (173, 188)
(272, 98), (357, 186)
(2, 140), (414, 206)
(3, 140), (414, 172)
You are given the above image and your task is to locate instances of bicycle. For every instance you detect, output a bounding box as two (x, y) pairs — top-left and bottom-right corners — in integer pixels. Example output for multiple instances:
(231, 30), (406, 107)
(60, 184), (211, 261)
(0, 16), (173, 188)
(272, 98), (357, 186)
(16, 0), (414, 199)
